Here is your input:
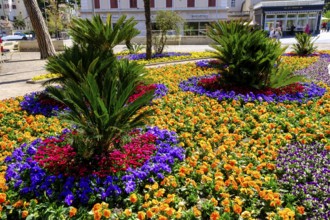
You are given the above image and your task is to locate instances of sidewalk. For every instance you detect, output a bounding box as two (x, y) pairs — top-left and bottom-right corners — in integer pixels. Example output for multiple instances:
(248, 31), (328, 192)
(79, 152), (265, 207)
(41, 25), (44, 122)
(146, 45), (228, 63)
(1, 31), (330, 100)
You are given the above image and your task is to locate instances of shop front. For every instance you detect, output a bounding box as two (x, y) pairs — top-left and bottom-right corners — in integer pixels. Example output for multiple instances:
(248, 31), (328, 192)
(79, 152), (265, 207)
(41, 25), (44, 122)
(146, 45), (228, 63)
(254, 1), (324, 36)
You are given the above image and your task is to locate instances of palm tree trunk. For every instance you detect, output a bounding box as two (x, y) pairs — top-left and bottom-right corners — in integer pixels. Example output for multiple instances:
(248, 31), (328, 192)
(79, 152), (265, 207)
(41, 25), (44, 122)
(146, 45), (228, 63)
(143, 0), (152, 60)
(23, 0), (56, 59)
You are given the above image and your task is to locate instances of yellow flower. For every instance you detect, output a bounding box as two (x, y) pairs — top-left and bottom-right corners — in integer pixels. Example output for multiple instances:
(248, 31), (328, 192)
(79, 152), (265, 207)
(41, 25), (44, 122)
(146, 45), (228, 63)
(138, 211), (146, 220)
(103, 209), (111, 218)
(69, 207), (77, 217)
(124, 208), (132, 216)
(129, 193), (138, 203)
(0, 193), (6, 203)
(240, 211), (251, 219)
(193, 206), (201, 217)
(22, 210), (29, 218)
(151, 182), (159, 190)
(158, 215), (168, 220)
(146, 209), (153, 218)
(297, 206), (305, 215)
(210, 197), (218, 206)
(210, 211), (220, 220)
(233, 203), (242, 214)
(155, 188), (166, 197)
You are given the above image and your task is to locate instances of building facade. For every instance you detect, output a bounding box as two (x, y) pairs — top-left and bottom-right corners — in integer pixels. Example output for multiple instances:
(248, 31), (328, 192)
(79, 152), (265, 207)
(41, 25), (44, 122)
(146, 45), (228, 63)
(0, 0), (32, 34)
(80, 0), (229, 36)
(254, 0), (325, 36)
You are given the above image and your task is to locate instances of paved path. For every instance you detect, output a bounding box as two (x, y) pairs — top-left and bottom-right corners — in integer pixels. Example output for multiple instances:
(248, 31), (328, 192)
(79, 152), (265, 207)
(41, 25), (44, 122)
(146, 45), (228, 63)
(1, 31), (330, 100)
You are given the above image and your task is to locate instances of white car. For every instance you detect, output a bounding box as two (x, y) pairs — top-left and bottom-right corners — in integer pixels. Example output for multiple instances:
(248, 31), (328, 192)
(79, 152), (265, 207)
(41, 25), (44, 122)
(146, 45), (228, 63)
(1, 35), (27, 41)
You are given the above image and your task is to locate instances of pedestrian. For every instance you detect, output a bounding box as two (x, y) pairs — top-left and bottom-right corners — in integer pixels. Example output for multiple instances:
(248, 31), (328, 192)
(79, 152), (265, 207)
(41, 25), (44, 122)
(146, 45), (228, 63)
(304, 24), (310, 34)
(322, 22), (327, 32)
(290, 24), (295, 35)
(327, 21), (330, 32)
(269, 27), (275, 39)
(275, 27), (282, 40)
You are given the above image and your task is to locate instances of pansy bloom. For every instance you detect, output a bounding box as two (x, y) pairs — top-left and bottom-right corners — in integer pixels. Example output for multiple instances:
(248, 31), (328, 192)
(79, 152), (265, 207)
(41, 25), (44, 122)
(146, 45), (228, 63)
(4, 127), (184, 206)
(179, 74), (326, 103)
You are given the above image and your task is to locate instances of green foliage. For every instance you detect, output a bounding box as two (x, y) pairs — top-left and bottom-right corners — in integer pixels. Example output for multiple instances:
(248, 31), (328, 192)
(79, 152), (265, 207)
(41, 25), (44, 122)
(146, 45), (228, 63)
(45, 44), (115, 85)
(127, 43), (145, 54)
(292, 32), (318, 56)
(154, 10), (184, 54)
(324, 10), (330, 19)
(269, 67), (307, 89)
(13, 17), (26, 29)
(323, 2), (330, 13)
(69, 15), (140, 55)
(45, 0), (69, 36)
(46, 60), (153, 159)
(45, 14), (153, 159)
(207, 19), (287, 89)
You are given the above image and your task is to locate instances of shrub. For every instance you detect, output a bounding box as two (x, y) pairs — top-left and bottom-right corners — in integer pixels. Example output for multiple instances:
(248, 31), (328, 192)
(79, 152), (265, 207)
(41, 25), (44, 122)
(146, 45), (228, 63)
(44, 14), (155, 159)
(207, 20), (298, 89)
(292, 33), (318, 56)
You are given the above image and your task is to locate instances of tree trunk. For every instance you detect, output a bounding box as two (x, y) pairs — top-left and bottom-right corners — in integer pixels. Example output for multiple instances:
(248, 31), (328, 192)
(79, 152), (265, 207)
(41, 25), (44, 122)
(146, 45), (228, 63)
(143, 0), (152, 60)
(23, 0), (56, 59)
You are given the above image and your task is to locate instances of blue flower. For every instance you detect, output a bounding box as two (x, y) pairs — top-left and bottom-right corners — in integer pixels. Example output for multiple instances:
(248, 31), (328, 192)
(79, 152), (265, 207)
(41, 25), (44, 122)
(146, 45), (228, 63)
(4, 127), (185, 206)
(179, 74), (326, 104)
(64, 193), (74, 206)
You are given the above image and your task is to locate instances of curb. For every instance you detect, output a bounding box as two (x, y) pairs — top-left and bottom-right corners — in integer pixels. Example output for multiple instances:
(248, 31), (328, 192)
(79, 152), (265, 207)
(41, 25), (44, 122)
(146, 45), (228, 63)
(26, 79), (48, 84)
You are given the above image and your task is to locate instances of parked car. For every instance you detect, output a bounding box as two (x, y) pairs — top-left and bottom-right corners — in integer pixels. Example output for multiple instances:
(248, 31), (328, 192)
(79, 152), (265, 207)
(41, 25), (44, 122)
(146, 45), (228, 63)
(1, 34), (27, 41)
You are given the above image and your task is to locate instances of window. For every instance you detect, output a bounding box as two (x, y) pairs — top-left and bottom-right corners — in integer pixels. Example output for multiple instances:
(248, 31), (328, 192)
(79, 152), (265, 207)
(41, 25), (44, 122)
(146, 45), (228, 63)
(184, 22), (210, 36)
(208, 0), (216, 7)
(12, 4), (16, 9)
(166, 0), (172, 8)
(94, 0), (100, 9)
(0, 4), (2, 9)
(231, 0), (235, 7)
(187, 0), (195, 7)
(150, 0), (154, 8)
(110, 0), (118, 8)
(130, 0), (137, 8)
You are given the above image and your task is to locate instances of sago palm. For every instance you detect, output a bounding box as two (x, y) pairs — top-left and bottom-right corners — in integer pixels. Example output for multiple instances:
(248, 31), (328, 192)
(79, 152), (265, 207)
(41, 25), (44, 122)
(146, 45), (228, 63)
(292, 33), (318, 56)
(207, 20), (287, 89)
(45, 14), (142, 86)
(46, 58), (153, 159)
(69, 14), (140, 55)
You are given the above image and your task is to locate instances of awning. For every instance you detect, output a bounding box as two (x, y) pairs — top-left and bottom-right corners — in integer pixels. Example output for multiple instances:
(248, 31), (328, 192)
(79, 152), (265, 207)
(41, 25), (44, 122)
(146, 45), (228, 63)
(265, 10), (321, 14)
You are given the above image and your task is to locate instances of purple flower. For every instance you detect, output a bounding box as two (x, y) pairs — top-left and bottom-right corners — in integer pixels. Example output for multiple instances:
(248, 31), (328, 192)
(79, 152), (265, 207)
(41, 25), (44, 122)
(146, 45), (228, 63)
(118, 52), (191, 61)
(179, 74), (326, 104)
(4, 127), (185, 206)
(20, 89), (68, 117)
(64, 194), (74, 206)
(276, 142), (329, 219)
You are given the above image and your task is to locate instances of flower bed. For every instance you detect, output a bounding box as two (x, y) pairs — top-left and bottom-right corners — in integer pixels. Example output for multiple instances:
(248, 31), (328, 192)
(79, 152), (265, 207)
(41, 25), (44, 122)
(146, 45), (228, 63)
(5, 127), (184, 206)
(20, 83), (168, 117)
(179, 74), (326, 103)
(118, 52), (191, 61)
(294, 54), (330, 86)
(276, 142), (330, 219)
(30, 52), (213, 82)
(1, 56), (330, 219)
